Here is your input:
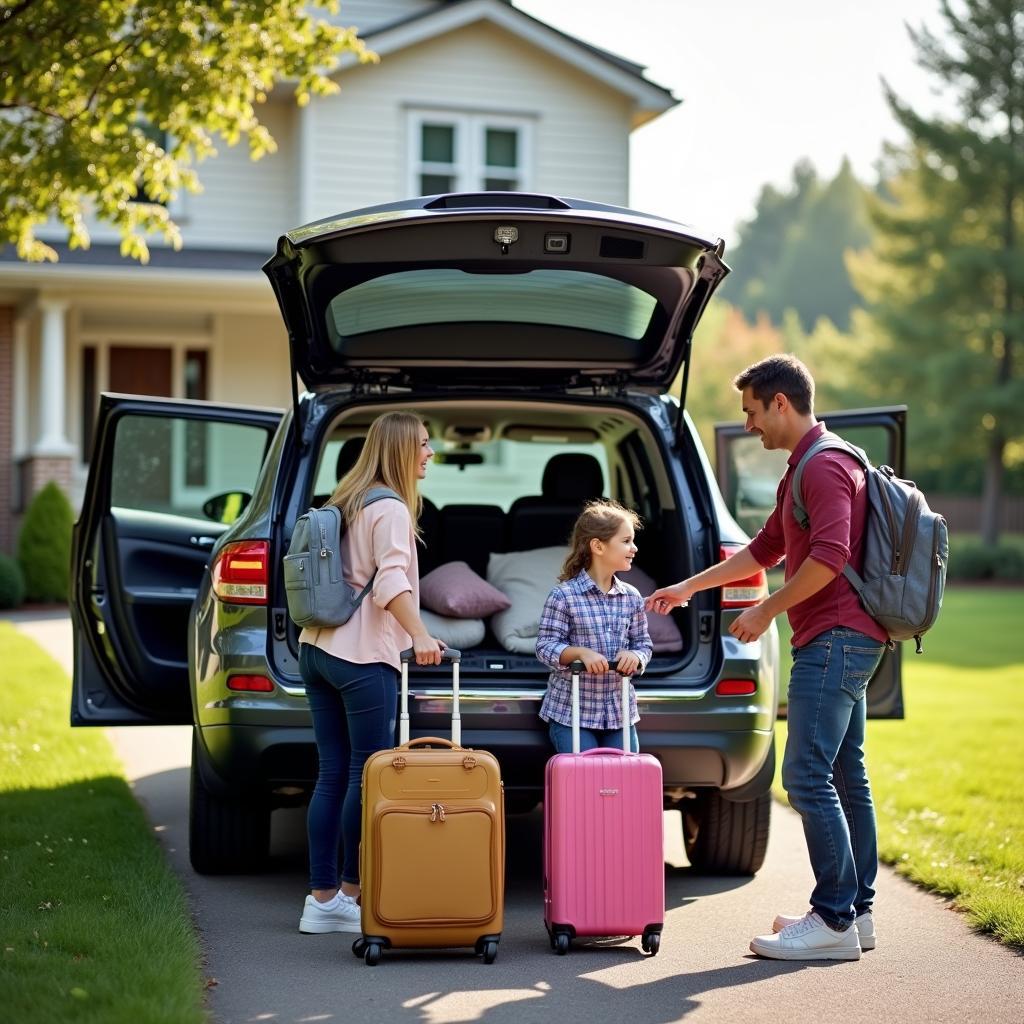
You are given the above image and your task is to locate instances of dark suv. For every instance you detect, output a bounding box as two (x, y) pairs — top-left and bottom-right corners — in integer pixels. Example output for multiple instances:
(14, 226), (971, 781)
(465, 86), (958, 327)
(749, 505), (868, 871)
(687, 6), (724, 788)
(70, 193), (906, 876)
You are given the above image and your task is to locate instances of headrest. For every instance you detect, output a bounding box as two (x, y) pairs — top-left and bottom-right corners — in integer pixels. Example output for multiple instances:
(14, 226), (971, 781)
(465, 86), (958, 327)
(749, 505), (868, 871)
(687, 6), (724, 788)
(541, 453), (604, 501)
(335, 437), (365, 480)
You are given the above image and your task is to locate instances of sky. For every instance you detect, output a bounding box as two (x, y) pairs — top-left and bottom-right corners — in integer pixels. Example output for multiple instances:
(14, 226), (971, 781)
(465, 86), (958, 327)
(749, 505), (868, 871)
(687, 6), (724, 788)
(515, 0), (952, 246)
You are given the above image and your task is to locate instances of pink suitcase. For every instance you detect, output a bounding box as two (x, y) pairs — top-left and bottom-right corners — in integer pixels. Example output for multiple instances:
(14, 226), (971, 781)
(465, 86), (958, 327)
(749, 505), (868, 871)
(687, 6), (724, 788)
(543, 662), (665, 955)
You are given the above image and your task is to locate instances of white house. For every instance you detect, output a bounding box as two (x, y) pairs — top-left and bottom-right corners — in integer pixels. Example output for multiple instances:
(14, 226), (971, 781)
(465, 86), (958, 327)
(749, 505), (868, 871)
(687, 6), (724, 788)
(0, 0), (676, 552)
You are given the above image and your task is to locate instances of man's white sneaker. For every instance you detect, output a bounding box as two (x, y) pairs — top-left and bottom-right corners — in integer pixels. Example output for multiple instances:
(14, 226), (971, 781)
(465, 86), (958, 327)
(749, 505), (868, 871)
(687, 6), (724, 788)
(750, 911), (861, 960)
(299, 893), (362, 934)
(772, 910), (875, 950)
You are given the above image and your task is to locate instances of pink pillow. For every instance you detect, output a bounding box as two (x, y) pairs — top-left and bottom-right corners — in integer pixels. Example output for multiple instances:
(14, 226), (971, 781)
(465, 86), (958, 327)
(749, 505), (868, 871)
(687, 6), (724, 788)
(420, 560), (512, 619)
(618, 565), (684, 653)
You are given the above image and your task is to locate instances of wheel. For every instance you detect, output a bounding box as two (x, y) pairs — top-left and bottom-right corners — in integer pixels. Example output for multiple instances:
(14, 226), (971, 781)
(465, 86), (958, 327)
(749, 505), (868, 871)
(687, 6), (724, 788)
(352, 938), (367, 958)
(189, 731), (271, 874)
(682, 788), (771, 875)
(554, 933), (570, 956)
(645, 932), (661, 956)
(482, 941), (498, 964)
(364, 943), (382, 966)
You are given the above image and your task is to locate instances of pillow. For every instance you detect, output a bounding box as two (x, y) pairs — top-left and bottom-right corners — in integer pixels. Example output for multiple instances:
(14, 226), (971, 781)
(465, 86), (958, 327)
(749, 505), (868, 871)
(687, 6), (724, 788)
(617, 565), (685, 653)
(420, 609), (486, 651)
(420, 560), (511, 619)
(487, 546), (568, 655)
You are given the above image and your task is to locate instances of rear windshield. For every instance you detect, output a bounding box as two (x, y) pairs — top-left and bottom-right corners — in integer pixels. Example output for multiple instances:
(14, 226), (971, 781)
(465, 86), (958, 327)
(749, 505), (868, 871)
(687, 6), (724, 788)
(326, 269), (658, 340)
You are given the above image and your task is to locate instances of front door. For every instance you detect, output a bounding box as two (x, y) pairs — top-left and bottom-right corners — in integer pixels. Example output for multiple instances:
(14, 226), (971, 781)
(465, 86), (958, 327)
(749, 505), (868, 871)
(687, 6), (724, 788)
(71, 395), (282, 726)
(108, 345), (173, 396)
(714, 406), (907, 718)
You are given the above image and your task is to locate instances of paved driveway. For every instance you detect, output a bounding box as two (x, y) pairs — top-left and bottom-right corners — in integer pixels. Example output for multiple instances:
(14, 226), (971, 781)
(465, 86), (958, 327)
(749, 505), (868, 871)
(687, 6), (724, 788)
(11, 611), (1024, 1024)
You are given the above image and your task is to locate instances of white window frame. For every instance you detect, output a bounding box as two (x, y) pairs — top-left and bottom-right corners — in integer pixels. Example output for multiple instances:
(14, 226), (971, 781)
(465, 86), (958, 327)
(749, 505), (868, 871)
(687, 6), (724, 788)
(406, 109), (533, 196)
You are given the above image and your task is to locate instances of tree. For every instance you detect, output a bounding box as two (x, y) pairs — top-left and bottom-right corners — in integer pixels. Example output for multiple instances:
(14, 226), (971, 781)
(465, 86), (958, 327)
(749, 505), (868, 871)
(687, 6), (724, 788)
(850, 0), (1024, 544)
(0, 1), (375, 263)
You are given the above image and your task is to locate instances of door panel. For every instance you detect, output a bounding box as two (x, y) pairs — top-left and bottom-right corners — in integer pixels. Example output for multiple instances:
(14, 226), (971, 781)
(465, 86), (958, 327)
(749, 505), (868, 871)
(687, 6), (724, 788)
(72, 395), (282, 726)
(714, 407), (907, 719)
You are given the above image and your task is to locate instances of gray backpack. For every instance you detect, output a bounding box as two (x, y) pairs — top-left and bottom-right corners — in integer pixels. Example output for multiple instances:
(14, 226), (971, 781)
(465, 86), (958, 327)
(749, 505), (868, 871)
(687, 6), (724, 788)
(792, 433), (948, 654)
(283, 487), (401, 629)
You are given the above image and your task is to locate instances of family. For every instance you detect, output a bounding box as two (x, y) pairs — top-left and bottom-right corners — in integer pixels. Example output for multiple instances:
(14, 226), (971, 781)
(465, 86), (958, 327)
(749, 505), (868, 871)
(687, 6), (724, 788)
(295, 353), (884, 962)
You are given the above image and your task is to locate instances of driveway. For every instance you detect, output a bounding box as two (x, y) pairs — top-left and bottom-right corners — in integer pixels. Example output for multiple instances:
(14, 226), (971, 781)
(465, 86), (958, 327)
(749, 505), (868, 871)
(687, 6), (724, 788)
(11, 611), (1024, 1024)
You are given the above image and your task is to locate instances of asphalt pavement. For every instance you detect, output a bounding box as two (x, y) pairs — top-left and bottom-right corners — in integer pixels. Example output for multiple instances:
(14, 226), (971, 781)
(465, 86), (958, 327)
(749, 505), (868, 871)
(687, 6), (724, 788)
(10, 611), (1024, 1024)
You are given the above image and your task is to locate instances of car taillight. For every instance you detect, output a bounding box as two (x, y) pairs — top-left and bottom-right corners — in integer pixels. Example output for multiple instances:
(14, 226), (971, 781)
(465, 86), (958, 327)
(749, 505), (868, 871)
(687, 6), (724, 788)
(716, 679), (757, 696)
(719, 543), (768, 607)
(211, 540), (269, 605)
(227, 675), (274, 692)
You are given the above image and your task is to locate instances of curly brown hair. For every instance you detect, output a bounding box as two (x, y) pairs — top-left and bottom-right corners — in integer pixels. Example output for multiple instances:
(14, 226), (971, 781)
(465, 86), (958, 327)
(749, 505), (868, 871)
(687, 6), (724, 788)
(559, 500), (642, 582)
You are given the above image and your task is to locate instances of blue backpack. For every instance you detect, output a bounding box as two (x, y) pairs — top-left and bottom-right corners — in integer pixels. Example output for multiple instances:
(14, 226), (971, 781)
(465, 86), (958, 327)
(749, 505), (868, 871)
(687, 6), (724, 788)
(283, 487), (401, 629)
(791, 433), (948, 654)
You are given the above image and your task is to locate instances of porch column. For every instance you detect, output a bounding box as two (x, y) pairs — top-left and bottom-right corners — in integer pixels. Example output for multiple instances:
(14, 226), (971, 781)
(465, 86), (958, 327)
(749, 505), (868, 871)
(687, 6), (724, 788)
(35, 298), (74, 456)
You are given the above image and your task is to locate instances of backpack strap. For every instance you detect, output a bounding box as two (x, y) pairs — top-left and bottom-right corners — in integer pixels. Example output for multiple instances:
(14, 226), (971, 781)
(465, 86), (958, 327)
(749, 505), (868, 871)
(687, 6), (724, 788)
(790, 432), (871, 592)
(349, 487), (404, 607)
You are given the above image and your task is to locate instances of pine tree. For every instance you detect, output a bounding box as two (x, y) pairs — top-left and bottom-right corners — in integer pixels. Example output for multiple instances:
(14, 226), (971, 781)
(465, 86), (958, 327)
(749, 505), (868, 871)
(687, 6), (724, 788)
(850, 0), (1024, 543)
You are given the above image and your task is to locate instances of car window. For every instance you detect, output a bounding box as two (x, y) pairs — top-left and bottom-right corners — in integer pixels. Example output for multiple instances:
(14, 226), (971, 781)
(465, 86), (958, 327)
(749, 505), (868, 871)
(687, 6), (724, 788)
(327, 269), (658, 341)
(110, 415), (272, 520)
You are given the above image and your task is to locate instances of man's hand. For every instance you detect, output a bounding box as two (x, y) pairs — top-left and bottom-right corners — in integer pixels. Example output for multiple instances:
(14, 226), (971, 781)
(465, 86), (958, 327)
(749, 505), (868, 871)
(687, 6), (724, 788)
(615, 650), (642, 676)
(577, 648), (610, 674)
(645, 581), (693, 615)
(728, 604), (773, 644)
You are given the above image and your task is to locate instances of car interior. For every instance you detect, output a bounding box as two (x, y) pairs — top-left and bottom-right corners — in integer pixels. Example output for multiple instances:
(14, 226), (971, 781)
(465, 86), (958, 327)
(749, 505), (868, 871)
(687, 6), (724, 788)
(300, 399), (697, 673)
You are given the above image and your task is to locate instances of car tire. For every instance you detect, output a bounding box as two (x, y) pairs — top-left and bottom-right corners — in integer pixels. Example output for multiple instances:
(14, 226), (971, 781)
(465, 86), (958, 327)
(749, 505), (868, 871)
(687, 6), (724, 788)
(682, 788), (771, 876)
(189, 732), (271, 874)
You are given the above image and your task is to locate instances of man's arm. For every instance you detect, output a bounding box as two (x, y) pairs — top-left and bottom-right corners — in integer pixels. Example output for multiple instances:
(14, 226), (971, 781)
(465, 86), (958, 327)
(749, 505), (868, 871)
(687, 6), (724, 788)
(645, 544), (764, 613)
(727, 557), (837, 643)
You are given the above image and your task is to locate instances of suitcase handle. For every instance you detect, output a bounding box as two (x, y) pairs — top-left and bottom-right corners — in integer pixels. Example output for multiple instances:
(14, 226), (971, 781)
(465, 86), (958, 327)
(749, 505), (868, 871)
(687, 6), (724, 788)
(403, 736), (460, 750)
(568, 659), (632, 754)
(399, 649), (463, 746)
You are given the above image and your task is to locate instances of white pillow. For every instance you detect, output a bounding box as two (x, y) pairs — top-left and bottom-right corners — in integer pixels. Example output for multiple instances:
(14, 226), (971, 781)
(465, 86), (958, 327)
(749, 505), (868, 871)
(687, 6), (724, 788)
(420, 608), (486, 651)
(487, 546), (568, 655)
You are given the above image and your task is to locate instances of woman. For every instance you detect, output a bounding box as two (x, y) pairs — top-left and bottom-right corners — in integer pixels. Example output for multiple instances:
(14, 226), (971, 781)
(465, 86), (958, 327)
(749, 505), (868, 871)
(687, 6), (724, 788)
(298, 411), (443, 934)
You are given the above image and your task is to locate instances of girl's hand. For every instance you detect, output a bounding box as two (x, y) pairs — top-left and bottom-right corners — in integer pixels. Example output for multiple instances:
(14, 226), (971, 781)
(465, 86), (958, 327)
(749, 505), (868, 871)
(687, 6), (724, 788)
(412, 632), (444, 666)
(615, 650), (641, 676)
(578, 648), (609, 674)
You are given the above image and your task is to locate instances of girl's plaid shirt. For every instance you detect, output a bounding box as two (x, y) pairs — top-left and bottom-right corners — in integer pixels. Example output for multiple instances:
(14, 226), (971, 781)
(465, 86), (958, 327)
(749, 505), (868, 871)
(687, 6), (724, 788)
(535, 569), (653, 729)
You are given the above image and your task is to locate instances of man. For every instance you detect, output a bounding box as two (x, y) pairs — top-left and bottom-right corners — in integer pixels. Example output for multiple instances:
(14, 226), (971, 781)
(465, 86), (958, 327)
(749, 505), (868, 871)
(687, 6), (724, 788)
(647, 354), (887, 961)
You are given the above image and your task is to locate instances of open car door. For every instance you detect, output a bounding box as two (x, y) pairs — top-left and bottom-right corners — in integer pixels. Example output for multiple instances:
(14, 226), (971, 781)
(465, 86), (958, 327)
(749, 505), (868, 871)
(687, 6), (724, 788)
(71, 395), (282, 726)
(714, 406), (907, 718)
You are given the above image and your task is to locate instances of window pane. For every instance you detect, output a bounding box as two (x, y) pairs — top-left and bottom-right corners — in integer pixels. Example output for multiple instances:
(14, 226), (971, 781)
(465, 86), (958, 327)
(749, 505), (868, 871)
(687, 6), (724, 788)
(81, 346), (96, 463)
(420, 173), (454, 195)
(484, 177), (517, 191)
(111, 415), (271, 519)
(421, 123), (455, 163)
(485, 128), (517, 168)
(329, 269), (659, 340)
(183, 351), (210, 487)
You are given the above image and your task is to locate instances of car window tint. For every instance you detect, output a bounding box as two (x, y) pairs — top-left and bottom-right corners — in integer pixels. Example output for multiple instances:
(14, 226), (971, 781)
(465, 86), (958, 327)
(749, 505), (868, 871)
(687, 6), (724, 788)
(110, 415), (272, 519)
(327, 269), (658, 341)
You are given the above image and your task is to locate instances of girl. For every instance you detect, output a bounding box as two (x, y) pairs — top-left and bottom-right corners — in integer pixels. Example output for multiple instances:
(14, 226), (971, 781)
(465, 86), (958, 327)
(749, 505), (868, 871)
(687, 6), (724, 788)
(297, 411), (443, 934)
(535, 499), (653, 754)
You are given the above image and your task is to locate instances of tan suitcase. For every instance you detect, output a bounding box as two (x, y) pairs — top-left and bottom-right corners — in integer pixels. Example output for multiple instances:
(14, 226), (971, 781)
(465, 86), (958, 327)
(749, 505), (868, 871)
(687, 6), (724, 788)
(353, 647), (505, 966)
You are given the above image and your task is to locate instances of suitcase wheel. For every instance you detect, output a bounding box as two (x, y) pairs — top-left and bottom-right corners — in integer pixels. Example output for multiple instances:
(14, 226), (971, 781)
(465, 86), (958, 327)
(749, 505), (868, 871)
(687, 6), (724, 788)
(554, 933), (571, 956)
(351, 938), (367, 958)
(481, 940), (498, 965)
(364, 942), (383, 966)
(641, 930), (661, 957)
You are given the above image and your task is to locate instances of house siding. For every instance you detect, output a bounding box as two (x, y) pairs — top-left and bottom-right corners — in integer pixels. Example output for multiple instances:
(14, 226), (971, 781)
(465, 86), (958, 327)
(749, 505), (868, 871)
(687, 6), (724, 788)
(306, 19), (632, 221)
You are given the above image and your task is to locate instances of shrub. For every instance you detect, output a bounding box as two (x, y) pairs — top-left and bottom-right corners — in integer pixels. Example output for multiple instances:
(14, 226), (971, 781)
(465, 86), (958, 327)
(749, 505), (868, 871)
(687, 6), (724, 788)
(947, 537), (1024, 582)
(17, 482), (74, 603)
(0, 553), (25, 609)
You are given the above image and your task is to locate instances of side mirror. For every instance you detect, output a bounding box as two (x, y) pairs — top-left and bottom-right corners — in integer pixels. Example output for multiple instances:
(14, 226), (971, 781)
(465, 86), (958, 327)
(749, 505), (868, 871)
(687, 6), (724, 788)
(202, 491), (252, 525)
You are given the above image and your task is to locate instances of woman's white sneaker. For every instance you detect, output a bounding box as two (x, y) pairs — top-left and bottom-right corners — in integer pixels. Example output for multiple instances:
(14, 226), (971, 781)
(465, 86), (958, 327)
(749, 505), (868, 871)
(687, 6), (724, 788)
(772, 910), (875, 950)
(750, 911), (861, 960)
(299, 893), (362, 934)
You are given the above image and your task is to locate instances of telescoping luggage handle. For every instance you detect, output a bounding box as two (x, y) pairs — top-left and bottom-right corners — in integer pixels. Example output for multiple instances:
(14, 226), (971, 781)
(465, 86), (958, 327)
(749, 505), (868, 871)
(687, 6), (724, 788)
(569, 659), (631, 755)
(399, 647), (462, 746)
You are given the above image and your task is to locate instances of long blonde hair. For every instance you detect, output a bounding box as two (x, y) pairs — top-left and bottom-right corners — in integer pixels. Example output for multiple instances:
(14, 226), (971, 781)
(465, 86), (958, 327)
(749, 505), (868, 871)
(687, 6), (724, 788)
(328, 411), (425, 536)
(560, 500), (641, 582)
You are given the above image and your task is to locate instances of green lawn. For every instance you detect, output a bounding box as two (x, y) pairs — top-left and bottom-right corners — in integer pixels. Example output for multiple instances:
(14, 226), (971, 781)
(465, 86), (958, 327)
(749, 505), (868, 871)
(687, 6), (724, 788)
(0, 622), (205, 1023)
(772, 587), (1024, 947)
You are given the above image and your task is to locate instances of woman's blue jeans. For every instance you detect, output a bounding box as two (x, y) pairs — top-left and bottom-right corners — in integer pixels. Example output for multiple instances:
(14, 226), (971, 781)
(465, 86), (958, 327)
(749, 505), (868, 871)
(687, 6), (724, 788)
(782, 627), (885, 930)
(548, 720), (639, 754)
(299, 644), (397, 889)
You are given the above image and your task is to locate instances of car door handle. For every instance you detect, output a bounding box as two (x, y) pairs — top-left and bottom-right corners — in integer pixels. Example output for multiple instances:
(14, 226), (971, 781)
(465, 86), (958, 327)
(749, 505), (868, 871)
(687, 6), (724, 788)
(190, 535), (217, 548)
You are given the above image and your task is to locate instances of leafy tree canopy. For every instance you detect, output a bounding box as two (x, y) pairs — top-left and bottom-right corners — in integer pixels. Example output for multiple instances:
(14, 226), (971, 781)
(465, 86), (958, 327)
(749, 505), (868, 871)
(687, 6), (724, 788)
(0, 0), (375, 262)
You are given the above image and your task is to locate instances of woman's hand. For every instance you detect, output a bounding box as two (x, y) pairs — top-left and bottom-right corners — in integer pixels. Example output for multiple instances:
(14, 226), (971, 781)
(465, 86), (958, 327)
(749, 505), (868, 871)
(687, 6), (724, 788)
(577, 648), (609, 674)
(412, 631), (444, 666)
(615, 650), (642, 676)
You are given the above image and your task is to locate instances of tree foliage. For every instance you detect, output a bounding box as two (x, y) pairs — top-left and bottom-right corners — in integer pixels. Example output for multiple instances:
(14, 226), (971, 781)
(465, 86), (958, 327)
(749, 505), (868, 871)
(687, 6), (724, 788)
(849, 0), (1024, 543)
(0, 0), (375, 263)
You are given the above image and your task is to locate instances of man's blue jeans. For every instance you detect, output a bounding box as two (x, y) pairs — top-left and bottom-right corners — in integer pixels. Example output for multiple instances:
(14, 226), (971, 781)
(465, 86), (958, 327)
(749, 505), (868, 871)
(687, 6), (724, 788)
(782, 627), (885, 930)
(299, 644), (397, 889)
